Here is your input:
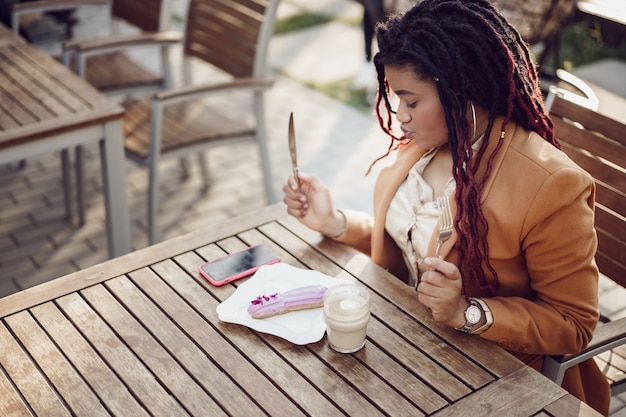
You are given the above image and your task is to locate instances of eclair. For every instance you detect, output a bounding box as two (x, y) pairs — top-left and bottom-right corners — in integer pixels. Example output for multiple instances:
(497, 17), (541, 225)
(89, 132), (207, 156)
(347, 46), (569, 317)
(247, 285), (328, 319)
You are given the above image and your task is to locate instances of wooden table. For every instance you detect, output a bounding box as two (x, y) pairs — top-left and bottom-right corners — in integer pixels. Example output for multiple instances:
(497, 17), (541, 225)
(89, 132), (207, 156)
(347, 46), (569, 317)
(0, 204), (602, 416)
(0, 22), (130, 258)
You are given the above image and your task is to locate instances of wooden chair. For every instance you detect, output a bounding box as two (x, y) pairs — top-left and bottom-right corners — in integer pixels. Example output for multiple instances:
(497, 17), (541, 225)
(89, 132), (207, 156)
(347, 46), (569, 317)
(541, 87), (626, 398)
(86, 0), (280, 244)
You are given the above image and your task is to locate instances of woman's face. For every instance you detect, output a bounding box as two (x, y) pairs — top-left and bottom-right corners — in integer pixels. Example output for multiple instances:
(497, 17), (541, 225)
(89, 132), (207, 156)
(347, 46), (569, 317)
(385, 65), (448, 150)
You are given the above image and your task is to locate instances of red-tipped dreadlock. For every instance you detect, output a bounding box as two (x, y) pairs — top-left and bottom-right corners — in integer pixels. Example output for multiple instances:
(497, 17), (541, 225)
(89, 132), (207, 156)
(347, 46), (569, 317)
(372, 0), (558, 295)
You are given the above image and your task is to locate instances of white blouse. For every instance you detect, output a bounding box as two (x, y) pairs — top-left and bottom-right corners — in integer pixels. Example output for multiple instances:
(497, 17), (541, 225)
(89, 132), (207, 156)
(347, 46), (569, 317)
(385, 147), (455, 287)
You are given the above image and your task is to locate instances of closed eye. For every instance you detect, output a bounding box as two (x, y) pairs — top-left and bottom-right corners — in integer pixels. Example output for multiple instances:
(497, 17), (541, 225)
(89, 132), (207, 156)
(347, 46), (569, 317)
(390, 100), (418, 114)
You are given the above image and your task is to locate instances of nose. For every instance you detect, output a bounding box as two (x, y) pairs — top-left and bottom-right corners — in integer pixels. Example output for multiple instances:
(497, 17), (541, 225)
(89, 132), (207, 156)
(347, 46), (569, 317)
(395, 108), (411, 123)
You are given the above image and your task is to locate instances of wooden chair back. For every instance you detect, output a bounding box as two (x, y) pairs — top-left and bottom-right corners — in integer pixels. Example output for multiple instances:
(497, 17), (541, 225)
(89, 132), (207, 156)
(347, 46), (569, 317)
(120, 0), (280, 243)
(112, 0), (170, 32)
(183, 0), (274, 79)
(542, 86), (626, 398)
(546, 87), (626, 290)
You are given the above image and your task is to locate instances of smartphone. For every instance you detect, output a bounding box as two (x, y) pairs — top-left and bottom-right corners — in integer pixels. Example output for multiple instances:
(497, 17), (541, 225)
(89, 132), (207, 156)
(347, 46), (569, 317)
(198, 244), (281, 286)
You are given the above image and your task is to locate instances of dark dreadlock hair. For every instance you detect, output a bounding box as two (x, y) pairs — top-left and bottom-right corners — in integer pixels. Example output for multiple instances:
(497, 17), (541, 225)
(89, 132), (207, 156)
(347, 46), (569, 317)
(373, 0), (558, 295)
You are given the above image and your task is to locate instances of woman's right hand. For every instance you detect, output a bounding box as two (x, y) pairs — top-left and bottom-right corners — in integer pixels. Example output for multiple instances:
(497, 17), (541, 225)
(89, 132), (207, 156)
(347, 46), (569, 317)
(282, 172), (345, 237)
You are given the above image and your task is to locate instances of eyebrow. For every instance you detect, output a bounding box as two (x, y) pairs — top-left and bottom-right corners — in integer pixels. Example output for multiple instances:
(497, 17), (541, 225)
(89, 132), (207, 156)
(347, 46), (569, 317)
(394, 89), (417, 97)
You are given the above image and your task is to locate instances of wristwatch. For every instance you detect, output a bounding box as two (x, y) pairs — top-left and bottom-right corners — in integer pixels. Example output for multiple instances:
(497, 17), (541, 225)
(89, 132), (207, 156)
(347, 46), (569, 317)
(470, 298), (494, 334)
(455, 297), (482, 333)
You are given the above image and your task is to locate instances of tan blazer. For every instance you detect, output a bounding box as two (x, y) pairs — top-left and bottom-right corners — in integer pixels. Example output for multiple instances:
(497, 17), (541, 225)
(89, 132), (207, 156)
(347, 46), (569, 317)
(334, 119), (610, 415)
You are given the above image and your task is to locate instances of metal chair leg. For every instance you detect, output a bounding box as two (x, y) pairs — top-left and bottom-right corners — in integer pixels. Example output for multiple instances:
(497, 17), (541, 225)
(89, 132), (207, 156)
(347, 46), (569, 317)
(148, 161), (160, 245)
(61, 149), (73, 222)
(197, 152), (210, 190)
(75, 145), (86, 226)
(254, 96), (276, 203)
(179, 156), (190, 181)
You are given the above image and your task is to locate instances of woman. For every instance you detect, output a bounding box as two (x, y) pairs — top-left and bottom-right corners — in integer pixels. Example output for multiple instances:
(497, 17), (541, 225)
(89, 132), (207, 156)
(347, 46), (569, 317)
(283, 0), (609, 414)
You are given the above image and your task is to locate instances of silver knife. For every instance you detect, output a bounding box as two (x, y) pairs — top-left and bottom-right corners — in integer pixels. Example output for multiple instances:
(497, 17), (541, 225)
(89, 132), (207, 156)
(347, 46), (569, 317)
(288, 112), (300, 190)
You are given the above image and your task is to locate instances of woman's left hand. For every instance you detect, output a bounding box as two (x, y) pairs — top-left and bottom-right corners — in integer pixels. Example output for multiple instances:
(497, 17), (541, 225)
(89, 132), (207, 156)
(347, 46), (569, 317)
(417, 257), (468, 328)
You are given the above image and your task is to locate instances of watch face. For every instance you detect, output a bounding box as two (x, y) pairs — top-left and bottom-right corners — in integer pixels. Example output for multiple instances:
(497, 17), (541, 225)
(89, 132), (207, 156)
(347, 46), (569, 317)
(466, 305), (482, 325)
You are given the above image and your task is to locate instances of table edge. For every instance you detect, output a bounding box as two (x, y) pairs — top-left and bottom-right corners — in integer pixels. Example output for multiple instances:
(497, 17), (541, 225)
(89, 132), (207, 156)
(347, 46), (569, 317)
(0, 204), (287, 317)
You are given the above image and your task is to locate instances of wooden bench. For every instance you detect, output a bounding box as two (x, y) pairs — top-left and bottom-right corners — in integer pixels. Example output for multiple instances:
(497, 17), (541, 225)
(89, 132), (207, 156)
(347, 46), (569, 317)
(542, 87), (626, 397)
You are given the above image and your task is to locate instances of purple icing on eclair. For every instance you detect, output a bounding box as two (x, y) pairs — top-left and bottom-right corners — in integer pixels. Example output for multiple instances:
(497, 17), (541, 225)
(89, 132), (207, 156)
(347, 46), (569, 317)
(247, 285), (328, 318)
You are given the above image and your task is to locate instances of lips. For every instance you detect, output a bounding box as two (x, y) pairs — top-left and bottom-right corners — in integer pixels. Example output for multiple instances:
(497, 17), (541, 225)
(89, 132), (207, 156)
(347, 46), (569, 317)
(401, 127), (415, 139)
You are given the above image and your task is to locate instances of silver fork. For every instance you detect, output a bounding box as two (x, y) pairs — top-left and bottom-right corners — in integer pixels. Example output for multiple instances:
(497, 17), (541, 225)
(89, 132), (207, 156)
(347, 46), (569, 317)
(434, 195), (454, 258)
(416, 195), (454, 290)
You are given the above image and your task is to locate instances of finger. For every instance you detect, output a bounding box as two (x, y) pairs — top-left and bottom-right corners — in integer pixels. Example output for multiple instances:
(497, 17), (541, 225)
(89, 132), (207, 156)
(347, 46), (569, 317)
(416, 286), (431, 304)
(282, 184), (300, 203)
(285, 203), (308, 218)
(293, 171), (313, 188)
(424, 257), (459, 279)
(282, 190), (307, 213)
(419, 270), (444, 286)
(417, 291), (440, 316)
(283, 180), (305, 203)
(283, 180), (297, 198)
(417, 279), (441, 298)
(290, 174), (300, 191)
(285, 174), (300, 192)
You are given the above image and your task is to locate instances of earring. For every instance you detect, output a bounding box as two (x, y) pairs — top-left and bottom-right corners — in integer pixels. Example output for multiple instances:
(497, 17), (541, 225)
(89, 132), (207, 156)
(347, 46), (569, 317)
(470, 102), (477, 140)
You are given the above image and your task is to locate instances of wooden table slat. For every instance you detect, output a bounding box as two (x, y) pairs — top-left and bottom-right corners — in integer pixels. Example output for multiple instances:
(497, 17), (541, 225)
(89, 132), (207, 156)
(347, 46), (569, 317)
(544, 392), (608, 417)
(127, 267), (306, 417)
(431, 366), (567, 417)
(80, 284), (228, 417)
(0, 48), (67, 120)
(54, 293), (191, 417)
(7, 44), (108, 111)
(102, 275), (265, 416)
(0, 317), (72, 417)
(0, 368), (31, 417)
(0, 47), (78, 118)
(0, 73), (39, 128)
(355, 338), (451, 413)
(4, 311), (110, 417)
(29, 302), (151, 417)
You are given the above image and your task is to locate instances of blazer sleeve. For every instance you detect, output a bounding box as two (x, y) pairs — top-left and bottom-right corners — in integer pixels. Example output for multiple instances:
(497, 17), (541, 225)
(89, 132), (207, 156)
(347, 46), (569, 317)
(480, 166), (599, 355)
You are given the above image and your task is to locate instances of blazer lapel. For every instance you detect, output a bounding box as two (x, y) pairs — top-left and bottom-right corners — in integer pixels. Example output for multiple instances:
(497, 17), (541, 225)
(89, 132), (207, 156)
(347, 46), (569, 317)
(371, 140), (427, 262)
(430, 118), (516, 259)
(475, 118), (516, 203)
